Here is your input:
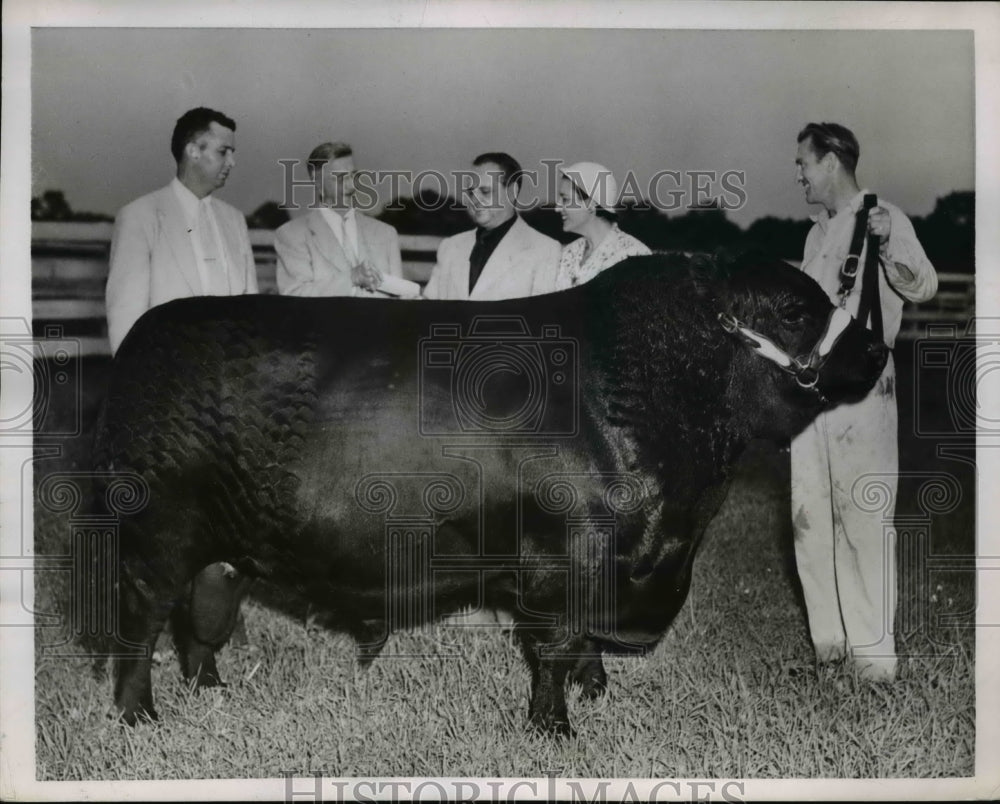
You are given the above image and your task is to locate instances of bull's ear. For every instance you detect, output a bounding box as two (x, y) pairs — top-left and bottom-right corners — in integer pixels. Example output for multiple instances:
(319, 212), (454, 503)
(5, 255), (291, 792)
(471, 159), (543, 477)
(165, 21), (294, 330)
(715, 249), (772, 314)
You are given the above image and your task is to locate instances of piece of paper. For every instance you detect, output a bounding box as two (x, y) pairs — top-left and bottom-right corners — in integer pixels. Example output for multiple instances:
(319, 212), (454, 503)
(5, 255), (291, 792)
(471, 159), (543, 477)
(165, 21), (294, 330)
(377, 274), (422, 297)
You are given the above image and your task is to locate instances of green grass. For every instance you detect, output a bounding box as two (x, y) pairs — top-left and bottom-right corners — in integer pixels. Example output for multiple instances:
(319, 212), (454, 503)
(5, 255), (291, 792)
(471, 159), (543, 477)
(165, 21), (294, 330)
(33, 444), (974, 780)
(31, 353), (975, 779)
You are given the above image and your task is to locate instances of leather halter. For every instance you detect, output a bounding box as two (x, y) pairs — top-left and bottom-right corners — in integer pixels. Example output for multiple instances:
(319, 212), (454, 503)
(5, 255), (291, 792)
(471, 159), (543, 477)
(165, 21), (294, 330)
(717, 306), (854, 403)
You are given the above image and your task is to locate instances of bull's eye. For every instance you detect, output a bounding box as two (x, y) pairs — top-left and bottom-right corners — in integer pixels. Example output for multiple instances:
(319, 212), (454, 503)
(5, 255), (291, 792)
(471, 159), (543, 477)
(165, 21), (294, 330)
(781, 310), (805, 327)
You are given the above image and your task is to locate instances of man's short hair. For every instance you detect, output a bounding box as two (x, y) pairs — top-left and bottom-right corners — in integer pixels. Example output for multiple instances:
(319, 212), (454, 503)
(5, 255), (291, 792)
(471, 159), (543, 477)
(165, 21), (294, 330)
(473, 152), (524, 192)
(307, 142), (354, 177)
(797, 122), (860, 175)
(170, 107), (237, 163)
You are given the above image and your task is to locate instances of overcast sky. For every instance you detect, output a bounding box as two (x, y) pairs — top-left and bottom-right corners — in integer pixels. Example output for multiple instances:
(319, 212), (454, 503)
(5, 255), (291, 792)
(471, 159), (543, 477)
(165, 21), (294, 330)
(30, 27), (973, 227)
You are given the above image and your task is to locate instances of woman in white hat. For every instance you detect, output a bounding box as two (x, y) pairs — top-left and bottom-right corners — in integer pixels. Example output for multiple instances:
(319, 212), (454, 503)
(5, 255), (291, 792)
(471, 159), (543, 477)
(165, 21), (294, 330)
(553, 161), (651, 290)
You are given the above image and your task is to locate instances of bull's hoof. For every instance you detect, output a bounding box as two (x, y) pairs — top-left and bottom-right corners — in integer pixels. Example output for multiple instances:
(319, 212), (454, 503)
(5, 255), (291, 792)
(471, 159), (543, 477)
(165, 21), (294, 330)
(527, 712), (576, 739)
(191, 672), (228, 691)
(355, 645), (385, 668)
(578, 676), (608, 700)
(570, 657), (608, 700)
(229, 611), (250, 648)
(116, 703), (159, 727)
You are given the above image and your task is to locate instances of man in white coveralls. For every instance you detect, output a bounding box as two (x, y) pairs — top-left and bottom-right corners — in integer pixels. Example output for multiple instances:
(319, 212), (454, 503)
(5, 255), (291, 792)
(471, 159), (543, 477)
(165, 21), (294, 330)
(791, 121), (938, 681)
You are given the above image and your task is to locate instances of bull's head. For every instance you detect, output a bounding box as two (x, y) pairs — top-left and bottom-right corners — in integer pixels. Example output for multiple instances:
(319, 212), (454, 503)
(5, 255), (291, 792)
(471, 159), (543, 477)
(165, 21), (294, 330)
(719, 256), (888, 439)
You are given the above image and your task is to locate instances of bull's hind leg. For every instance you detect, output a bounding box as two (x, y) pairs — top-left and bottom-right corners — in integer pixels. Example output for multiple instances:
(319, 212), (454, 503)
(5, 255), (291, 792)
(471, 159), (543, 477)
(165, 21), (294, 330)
(173, 562), (252, 689)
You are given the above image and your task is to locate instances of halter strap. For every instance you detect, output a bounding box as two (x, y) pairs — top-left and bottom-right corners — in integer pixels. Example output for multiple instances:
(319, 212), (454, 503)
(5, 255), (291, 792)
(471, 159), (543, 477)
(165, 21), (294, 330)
(838, 193), (878, 303)
(717, 306), (854, 400)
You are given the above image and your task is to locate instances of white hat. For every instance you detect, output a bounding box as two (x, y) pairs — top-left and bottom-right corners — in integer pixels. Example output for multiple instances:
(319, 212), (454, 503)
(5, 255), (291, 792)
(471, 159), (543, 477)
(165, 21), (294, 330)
(559, 162), (619, 211)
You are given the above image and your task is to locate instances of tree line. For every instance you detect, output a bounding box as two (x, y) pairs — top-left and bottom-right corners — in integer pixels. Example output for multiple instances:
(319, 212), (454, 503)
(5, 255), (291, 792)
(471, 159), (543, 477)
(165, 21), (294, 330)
(32, 189), (973, 272)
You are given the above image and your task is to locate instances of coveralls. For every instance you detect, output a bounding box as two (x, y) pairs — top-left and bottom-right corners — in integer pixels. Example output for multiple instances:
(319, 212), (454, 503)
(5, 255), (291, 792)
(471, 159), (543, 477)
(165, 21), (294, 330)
(791, 189), (937, 679)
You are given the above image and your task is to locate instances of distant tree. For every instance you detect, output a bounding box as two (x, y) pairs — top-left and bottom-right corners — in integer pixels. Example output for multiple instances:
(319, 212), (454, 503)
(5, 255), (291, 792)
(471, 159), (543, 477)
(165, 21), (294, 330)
(31, 189), (113, 222)
(377, 190), (470, 236)
(70, 210), (116, 223)
(742, 216), (814, 261)
(362, 188), (974, 278)
(618, 200), (675, 251)
(657, 208), (743, 254)
(520, 204), (573, 244)
(32, 190), (72, 221)
(246, 201), (291, 230)
(912, 191), (974, 272)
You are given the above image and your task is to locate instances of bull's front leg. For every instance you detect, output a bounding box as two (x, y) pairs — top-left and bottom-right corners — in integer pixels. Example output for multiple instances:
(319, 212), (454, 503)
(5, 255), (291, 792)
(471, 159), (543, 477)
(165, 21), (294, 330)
(517, 632), (584, 737)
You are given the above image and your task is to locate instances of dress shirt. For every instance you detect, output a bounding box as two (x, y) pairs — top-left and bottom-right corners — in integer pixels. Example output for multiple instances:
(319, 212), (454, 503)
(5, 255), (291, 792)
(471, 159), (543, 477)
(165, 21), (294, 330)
(171, 177), (231, 294)
(554, 224), (651, 290)
(802, 189), (937, 346)
(319, 206), (361, 264)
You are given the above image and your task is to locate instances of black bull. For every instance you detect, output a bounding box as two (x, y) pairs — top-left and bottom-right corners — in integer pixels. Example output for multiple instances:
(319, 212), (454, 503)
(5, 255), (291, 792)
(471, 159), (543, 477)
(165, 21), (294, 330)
(92, 253), (888, 734)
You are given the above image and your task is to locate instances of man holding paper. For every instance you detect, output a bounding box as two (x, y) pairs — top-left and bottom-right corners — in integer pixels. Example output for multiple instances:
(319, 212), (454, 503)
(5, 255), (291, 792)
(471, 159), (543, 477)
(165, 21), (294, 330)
(275, 141), (413, 298)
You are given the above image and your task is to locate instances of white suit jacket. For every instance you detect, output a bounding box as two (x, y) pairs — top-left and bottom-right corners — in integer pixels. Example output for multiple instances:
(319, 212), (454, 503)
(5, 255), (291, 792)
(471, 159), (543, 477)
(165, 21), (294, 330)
(422, 216), (561, 300)
(105, 183), (257, 354)
(274, 209), (402, 297)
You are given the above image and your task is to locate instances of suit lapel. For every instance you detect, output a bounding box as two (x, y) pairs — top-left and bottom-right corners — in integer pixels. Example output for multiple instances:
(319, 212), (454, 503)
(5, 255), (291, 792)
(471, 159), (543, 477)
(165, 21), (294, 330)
(354, 212), (376, 264)
(155, 186), (202, 295)
(450, 232), (475, 299)
(470, 217), (529, 299)
(212, 202), (245, 288)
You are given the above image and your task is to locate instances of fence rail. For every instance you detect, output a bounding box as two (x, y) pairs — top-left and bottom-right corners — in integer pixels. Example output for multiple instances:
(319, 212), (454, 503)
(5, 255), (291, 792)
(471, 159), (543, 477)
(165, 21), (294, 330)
(29, 222), (973, 357)
(30, 222), (443, 356)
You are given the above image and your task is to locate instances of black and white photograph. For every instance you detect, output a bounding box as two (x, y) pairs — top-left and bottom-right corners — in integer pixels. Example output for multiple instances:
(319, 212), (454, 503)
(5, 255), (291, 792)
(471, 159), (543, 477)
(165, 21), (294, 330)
(2, 1), (998, 800)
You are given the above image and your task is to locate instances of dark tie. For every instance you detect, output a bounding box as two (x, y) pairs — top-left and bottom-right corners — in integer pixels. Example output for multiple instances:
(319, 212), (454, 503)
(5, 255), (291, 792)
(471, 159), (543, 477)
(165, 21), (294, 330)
(468, 227), (491, 294)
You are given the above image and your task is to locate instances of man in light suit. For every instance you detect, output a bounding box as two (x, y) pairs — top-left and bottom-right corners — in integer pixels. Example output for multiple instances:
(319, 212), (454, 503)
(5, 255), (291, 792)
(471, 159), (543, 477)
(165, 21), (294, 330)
(105, 107), (258, 355)
(275, 142), (403, 298)
(423, 152), (560, 300)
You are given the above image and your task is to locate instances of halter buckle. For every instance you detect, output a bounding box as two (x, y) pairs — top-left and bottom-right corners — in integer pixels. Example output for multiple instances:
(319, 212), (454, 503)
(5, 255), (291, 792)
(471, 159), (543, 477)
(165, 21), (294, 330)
(794, 366), (820, 389)
(840, 259), (860, 280)
(717, 312), (739, 334)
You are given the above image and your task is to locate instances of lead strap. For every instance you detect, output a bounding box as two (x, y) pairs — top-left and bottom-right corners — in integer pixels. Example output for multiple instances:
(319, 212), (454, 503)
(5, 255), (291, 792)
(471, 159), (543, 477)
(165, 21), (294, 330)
(837, 193), (878, 305)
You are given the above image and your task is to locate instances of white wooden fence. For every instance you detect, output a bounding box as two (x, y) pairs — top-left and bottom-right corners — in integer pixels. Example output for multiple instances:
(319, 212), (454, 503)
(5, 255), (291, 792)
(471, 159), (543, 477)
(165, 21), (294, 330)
(30, 222), (974, 357)
(30, 222), (443, 356)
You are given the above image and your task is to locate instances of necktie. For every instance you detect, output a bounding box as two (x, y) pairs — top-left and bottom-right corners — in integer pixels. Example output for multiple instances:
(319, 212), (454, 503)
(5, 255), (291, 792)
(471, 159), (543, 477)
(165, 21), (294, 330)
(197, 199), (230, 294)
(342, 211), (360, 264)
(468, 227), (491, 294)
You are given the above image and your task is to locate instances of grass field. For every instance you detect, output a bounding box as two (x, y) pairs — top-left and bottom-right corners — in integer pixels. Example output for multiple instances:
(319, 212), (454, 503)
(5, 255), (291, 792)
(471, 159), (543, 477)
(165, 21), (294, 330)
(30, 341), (975, 779)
